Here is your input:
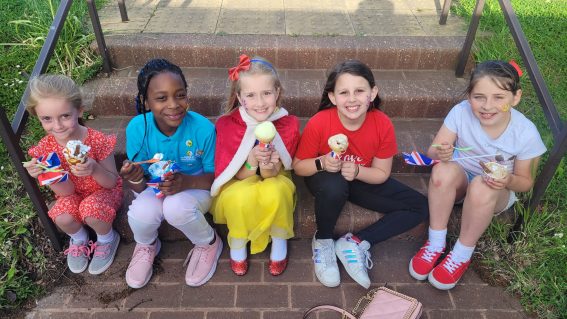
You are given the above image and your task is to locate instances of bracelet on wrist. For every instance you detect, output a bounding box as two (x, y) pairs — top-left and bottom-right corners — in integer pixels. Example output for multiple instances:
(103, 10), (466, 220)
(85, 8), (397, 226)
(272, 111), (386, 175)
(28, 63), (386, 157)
(244, 161), (258, 171)
(129, 178), (144, 185)
(354, 165), (360, 178)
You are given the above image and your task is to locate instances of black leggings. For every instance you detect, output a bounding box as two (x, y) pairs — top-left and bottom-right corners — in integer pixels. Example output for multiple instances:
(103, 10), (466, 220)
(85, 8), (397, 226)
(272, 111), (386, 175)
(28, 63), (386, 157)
(305, 171), (429, 245)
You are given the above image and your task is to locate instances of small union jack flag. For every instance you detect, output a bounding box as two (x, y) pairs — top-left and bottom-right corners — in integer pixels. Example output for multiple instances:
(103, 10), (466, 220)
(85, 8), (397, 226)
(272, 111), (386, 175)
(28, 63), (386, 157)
(36, 152), (69, 186)
(402, 151), (440, 166)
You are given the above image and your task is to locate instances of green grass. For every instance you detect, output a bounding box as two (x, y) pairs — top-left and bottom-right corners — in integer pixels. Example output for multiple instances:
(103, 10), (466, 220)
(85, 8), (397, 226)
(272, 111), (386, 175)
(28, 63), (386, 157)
(0, 0), (105, 314)
(454, 0), (567, 317)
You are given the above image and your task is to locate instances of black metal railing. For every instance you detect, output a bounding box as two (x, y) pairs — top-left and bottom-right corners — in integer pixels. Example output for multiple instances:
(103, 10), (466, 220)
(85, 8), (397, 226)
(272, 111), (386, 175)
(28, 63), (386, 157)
(441, 0), (567, 219)
(118, 0), (129, 22)
(0, 0), (111, 251)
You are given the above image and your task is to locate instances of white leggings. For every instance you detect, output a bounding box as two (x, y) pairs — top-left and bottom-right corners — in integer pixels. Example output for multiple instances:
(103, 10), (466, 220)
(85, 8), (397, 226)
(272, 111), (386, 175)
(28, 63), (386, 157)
(128, 188), (214, 245)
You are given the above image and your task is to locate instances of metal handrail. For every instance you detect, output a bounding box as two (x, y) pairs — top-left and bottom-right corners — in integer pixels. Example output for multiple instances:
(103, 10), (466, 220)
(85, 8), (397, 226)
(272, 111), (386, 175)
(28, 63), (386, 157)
(118, 0), (129, 22)
(0, 0), (112, 251)
(442, 0), (567, 220)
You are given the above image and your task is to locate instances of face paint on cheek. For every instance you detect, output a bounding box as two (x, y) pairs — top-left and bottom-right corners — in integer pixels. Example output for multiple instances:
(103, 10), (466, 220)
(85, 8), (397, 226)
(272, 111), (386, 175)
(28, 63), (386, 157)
(500, 104), (511, 112)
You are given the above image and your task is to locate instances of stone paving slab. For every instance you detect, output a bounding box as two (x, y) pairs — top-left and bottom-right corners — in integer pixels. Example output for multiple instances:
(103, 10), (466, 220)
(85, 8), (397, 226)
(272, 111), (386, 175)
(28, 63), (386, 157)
(98, 0), (468, 36)
(26, 239), (532, 318)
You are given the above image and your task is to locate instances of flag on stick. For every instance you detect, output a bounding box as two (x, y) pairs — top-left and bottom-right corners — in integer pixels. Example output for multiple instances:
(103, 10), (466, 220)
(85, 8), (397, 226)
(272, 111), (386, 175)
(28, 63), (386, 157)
(402, 151), (440, 166)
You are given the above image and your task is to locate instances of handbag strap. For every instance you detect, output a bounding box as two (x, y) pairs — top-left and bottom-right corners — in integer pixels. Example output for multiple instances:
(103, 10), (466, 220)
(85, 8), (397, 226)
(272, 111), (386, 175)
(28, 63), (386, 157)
(303, 305), (357, 319)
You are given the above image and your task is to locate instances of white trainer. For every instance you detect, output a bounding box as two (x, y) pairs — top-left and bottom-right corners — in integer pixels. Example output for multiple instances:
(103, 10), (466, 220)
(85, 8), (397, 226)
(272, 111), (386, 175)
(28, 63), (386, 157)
(335, 233), (373, 289)
(312, 236), (340, 287)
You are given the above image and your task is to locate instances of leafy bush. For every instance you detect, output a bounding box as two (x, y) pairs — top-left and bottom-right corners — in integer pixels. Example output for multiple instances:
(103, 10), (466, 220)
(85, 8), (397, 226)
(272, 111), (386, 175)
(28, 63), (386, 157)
(0, 0), (105, 313)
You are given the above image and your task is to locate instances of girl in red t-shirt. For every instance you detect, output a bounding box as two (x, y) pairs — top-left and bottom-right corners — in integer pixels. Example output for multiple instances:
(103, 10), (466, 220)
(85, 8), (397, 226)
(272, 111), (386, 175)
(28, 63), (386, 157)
(293, 60), (429, 289)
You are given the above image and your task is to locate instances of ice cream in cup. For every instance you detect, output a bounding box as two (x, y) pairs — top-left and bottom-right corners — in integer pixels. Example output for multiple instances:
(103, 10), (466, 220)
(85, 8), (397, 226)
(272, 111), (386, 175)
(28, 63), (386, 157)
(328, 134), (348, 159)
(146, 160), (180, 198)
(480, 161), (509, 182)
(62, 140), (90, 165)
(254, 121), (276, 150)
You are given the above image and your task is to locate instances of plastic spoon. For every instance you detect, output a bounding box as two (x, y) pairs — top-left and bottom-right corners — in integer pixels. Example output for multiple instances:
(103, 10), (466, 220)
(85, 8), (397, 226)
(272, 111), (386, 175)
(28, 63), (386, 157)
(132, 153), (164, 165)
(431, 144), (473, 152)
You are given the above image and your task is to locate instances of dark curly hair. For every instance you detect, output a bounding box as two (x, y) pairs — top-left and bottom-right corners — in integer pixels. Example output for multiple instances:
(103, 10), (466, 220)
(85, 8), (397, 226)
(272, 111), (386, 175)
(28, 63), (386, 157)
(135, 58), (188, 114)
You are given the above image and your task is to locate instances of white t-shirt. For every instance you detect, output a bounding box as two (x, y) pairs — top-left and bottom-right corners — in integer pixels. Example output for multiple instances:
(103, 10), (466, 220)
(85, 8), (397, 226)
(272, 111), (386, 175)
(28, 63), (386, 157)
(444, 100), (547, 176)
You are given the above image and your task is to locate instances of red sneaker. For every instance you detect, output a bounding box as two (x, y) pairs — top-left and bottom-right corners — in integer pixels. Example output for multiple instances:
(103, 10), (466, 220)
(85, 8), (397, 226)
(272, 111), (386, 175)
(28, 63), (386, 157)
(409, 241), (444, 280)
(268, 258), (288, 276)
(230, 259), (248, 276)
(428, 252), (471, 290)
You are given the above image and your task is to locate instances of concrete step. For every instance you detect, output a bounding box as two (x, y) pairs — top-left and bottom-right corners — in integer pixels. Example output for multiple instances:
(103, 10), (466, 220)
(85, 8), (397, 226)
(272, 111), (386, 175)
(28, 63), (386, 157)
(86, 116), (439, 242)
(101, 34), (470, 71)
(82, 68), (467, 118)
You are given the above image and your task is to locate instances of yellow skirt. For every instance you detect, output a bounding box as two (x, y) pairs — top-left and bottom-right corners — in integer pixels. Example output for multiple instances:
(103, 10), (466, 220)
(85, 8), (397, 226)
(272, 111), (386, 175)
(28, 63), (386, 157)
(211, 171), (295, 254)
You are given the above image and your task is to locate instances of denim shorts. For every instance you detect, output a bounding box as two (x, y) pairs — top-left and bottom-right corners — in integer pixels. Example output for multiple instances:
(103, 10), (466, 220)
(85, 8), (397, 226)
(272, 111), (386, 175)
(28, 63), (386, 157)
(457, 167), (517, 215)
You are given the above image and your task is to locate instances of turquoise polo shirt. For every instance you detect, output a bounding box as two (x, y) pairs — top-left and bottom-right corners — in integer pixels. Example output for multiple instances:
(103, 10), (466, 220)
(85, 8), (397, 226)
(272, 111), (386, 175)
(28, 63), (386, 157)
(126, 111), (216, 175)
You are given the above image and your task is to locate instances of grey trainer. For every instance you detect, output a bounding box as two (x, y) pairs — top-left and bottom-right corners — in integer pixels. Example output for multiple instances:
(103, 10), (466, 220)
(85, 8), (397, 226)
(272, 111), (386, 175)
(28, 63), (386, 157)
(64, 239), (90, 274)
(88, 230), (121, 275)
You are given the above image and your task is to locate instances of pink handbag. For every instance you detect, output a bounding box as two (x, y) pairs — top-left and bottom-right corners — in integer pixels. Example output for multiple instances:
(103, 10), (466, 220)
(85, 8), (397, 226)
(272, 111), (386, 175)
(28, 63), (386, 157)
(303, 286), (423, 319)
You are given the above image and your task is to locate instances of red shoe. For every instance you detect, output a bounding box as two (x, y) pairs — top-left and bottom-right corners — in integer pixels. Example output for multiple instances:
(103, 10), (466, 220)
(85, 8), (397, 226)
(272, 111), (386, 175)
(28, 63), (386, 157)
(268, 258), (288, 276)
(428, 252), (471, 290)
(230, 259), (248, 276)
(409, 241), (444, 280)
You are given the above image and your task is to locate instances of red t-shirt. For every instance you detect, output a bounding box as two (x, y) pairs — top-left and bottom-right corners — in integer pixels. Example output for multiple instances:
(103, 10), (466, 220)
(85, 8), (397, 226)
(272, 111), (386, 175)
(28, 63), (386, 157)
(295, 108), (397, 167)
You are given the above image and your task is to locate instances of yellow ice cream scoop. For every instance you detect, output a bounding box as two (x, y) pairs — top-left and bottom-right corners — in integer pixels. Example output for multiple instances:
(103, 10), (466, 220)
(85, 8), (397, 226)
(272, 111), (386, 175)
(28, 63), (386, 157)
(255, 121), (276, 144)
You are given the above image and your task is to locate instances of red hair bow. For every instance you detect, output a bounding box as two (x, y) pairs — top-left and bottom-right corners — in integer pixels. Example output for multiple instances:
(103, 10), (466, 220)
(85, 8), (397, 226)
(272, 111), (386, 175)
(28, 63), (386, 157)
(508, 60), (523, 77)
(228, 54), (251, 81)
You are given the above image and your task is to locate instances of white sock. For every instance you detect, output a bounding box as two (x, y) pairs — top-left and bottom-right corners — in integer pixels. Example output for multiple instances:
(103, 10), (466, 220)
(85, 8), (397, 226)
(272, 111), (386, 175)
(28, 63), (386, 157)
(97, 229), (116, 244)
(270, 237), (287, 261)
(230, 238), (247, 261)
(69, 227), (88, 244)
(451, 239), (474, 263)
(230, 247), (247, 261)
(428, 227), (447, 252)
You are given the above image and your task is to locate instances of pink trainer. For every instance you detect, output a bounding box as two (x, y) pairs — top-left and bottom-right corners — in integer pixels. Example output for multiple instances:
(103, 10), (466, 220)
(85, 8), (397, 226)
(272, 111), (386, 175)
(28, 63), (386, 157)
(126, 239), (161, 289)
(184, 231), (223, 287)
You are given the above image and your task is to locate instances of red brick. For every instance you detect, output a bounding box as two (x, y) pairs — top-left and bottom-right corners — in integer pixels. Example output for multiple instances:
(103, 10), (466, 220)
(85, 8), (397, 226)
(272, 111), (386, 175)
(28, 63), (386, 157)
(236, 285), (288, 308)
(263, 311), (305, 319)
(92, 311), (148, 319)
(426, 310), (484, 318)
(34, 288), (72, 309)
(149, 311), (204, 319)
(35, 312), (93, 319)
(124, 284), (183, 308)
(451, 285), (523, 311)
(207, 311), (261, 319)
(67, 284), (126, 309)
(181, 285), (235, 308)
(291, 285), (342, 309)
(395, 283), (453, 310)
(484, 310), (532, 319)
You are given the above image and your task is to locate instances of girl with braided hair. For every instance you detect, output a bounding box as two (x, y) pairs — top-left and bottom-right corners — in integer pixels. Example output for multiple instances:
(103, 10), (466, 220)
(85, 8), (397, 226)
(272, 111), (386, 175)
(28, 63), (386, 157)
(119, 59), (221, 289)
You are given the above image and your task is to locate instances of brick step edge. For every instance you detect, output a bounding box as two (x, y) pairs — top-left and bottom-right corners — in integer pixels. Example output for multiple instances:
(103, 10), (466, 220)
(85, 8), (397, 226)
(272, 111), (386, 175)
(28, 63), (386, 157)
(114, 173), (429, 242)
(98, 34), (473, 71)
(82, 69), (468, 118)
